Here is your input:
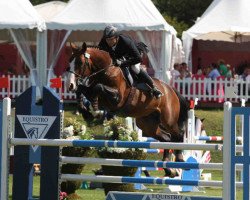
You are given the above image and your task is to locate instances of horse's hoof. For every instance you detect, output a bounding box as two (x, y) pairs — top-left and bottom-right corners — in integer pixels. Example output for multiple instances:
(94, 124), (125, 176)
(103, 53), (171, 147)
(165, 168), (179, 178)
(175, 158), (185, 162)
(170, 168), (179, 178)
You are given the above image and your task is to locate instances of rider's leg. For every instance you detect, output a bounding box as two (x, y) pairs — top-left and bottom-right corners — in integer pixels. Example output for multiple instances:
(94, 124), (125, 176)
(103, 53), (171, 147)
(131, 64), (163, 98)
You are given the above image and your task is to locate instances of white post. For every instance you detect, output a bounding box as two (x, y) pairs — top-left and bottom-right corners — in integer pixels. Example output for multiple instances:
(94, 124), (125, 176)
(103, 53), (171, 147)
(222, 102), (232, 200)
(36, 30), (47, 98)
(0, 97), (11, 200)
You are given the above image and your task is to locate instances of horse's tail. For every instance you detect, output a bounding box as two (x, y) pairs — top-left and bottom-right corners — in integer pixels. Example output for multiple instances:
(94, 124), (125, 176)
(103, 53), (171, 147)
(173, 88), (189, 128)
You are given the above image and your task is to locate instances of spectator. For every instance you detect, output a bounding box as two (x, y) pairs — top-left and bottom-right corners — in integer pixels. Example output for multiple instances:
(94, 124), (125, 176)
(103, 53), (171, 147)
(207, 63), (220, 79)
(196, 57), (203, 75)
(238, 67), (250, 98)
(171, 63), (181, 79)
(196, 66), (203, 76)
(218, 59), (228, 77)
(240, 67), (250, 80)
(180, 62), (192, 78)
(226, 64), (233, 78)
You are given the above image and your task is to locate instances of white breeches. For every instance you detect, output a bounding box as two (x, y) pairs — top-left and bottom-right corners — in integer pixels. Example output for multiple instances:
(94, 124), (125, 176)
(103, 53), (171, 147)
(131, 63), (141, 74)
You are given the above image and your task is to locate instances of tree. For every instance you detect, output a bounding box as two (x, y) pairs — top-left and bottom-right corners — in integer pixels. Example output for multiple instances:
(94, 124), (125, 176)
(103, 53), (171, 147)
(152, 0), (212, 37)
(163, 15), (188, 39)
(30, 0), (68, 6)
(153, 0), (212, 26)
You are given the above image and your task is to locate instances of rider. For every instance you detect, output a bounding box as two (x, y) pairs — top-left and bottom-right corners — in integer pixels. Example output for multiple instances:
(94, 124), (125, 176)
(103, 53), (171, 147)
(98, 25), (163, 99)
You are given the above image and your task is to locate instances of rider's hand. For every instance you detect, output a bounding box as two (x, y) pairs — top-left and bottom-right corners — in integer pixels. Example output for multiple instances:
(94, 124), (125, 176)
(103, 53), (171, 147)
(115, 59), (122, 66)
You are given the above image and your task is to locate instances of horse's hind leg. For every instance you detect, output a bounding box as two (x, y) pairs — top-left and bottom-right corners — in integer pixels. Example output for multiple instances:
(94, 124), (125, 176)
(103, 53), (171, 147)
(158, 125), (179, 177)
(136, 114), (179, 178)
(135, 112), (161, 139)
(170, 125), (185, 163)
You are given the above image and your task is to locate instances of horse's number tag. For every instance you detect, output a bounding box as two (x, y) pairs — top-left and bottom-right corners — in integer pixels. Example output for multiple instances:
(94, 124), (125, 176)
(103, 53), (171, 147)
(84, 53), (90, 58)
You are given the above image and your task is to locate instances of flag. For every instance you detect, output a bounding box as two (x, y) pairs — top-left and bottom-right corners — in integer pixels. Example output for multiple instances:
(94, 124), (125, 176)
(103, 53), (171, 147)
(0, 77), (9, 89)
(50, 78), (62, 88)
(190, 100), (195, 109)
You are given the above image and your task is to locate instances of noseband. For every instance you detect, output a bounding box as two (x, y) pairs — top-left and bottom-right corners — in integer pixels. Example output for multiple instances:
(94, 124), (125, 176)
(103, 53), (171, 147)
(68, 52), (112, 87)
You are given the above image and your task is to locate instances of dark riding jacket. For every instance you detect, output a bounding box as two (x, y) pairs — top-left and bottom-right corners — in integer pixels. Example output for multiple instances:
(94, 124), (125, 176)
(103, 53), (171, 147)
(98, 34), (142, 67)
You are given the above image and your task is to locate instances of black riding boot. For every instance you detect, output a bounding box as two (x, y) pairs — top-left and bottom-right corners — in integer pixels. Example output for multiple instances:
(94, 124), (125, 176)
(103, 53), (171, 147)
(137, 69), (163, 98)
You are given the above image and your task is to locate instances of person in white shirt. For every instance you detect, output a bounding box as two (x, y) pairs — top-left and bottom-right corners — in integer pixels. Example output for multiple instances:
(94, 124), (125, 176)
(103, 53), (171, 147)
(171, 63), (181, 79)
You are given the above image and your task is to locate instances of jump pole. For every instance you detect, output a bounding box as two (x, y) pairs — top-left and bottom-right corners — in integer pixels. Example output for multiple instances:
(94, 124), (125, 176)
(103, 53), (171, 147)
(223, 102), (250, 200)
(0, 97), (11, 200)
(1, 96), (248, 199)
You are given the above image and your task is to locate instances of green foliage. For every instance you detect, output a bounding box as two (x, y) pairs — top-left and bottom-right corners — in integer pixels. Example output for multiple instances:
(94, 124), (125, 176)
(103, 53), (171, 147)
(30, 0), (68, 6)
(163, 15), (189, 38)
(103, 118), (138, 141)
(98, 118), (143, 154)
(61, 146), (92, 195)
(97, 119), (147, 195)
(153, 0), (213, 26)
(61, 117), (94, 195)
(63, 117), (94, 140)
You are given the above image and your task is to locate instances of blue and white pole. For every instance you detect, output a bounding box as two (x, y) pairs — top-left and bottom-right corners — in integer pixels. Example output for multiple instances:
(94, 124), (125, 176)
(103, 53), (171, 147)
(0, 97), (11, 200)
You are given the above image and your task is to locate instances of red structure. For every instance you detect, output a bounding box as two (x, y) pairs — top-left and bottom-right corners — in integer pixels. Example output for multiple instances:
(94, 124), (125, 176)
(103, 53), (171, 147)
(192, 40), (250, 74)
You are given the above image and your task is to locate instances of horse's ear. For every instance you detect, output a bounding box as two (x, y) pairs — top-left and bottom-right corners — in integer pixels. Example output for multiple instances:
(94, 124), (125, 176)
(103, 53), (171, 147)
(201, 118), (205, 122)
(81, 42), (87, 53)
(70, 42), (79, 54)
(70, 42), (77, 50)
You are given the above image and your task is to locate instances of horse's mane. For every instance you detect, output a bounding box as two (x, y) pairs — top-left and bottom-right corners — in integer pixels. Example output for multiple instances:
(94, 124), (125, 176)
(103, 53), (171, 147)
(86, 45), (112, 68)
(86, 45), (100, 49)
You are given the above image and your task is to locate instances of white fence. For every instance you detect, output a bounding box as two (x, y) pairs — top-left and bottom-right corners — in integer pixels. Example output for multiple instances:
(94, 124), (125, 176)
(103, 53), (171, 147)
(171, 77), (250, 103)
(0, 75), (76, 100)
(1, 75), (249, 103)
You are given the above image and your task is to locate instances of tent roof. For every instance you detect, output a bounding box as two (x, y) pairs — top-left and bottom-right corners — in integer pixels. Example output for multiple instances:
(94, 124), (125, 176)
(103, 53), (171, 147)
(35, 1), (67, 21)
(0, 0), (45, 31)
(47, 0), (176, 33)
(184, 0), (250, 38)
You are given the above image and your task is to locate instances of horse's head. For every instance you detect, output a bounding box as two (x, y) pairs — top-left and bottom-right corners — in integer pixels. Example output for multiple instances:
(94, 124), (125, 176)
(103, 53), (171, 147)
(67, 42), (112, 91)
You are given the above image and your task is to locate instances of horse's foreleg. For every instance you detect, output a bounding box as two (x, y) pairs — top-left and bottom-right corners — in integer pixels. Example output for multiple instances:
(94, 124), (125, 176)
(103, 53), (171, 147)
(93, 84), (119, 105)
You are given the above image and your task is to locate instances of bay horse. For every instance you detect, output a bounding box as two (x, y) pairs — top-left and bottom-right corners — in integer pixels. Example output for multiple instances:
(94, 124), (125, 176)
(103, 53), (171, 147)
(67, 42), (189, 177)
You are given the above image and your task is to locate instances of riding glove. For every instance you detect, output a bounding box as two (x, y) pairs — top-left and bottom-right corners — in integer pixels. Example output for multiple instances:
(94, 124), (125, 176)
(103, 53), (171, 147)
(115, 59), (122, 66)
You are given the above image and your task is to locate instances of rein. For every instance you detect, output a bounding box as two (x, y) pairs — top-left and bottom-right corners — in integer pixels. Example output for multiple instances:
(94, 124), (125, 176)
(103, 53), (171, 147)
(69, 52), (113, 87)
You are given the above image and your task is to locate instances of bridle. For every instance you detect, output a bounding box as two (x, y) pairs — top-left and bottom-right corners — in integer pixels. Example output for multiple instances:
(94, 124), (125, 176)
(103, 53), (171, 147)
(68, 51), (112, 87)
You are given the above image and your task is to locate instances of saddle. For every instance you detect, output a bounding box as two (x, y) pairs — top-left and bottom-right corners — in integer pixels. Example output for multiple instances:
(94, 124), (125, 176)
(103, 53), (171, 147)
(121, 67), (151, 93)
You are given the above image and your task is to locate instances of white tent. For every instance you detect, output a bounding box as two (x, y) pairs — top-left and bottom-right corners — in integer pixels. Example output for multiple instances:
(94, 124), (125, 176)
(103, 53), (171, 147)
(182, 0), (250, 69)
(35, 1), (67, 22)
(0, 0), (46, 92)
(0, 0), (45, 30)
(46, 0), (177, 82)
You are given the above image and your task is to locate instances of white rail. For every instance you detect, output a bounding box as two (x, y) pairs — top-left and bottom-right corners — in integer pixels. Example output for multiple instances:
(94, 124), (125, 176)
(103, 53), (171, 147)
(172, 77), (250, 103)
(1, 75), (249, 103)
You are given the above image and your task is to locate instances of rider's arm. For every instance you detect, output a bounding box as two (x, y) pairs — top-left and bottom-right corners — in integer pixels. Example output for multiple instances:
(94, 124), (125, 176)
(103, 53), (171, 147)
(119, 36), (142, 67)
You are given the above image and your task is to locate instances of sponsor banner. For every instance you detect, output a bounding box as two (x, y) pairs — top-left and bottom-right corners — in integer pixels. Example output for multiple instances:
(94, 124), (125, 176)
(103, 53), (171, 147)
(106, 192), (222, 200)
(17, 115), (57, 151)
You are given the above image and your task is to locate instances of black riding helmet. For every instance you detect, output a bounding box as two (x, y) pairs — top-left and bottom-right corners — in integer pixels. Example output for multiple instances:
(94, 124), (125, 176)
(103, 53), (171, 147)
(103, 25), (118, 38)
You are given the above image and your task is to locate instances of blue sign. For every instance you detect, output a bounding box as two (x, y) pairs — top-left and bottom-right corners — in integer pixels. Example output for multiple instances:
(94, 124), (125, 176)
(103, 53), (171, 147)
(106, 191), (222, 200)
